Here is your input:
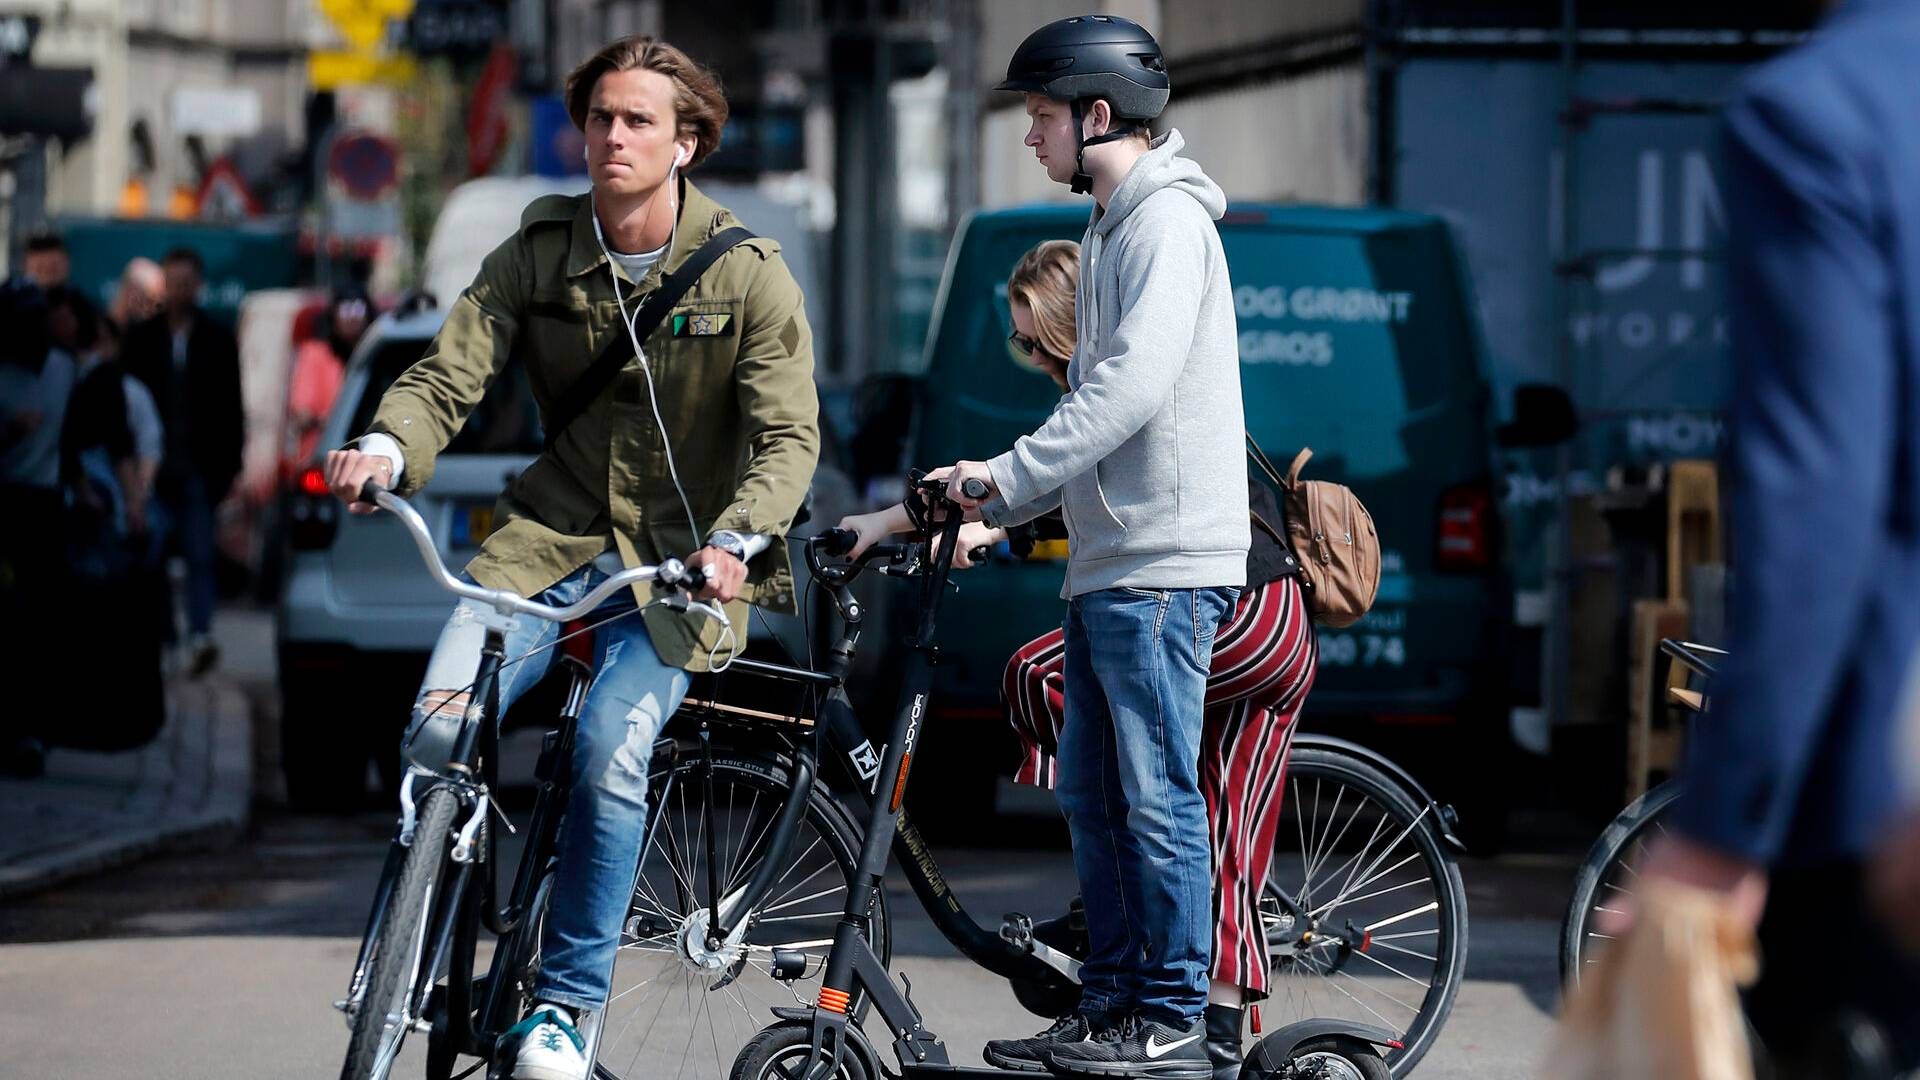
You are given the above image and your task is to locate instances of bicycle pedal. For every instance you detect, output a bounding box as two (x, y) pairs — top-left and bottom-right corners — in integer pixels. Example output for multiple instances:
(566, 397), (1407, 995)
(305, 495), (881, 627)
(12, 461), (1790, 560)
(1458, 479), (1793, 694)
(999, 912), (1035, 948)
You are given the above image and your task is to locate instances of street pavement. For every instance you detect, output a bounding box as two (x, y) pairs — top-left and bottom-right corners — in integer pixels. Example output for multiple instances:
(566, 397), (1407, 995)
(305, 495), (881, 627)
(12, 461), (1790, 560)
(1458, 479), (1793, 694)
(0, 613), (260, 900)
(0, 808), (1570, 1080)
(0, 605), (1572, 1080)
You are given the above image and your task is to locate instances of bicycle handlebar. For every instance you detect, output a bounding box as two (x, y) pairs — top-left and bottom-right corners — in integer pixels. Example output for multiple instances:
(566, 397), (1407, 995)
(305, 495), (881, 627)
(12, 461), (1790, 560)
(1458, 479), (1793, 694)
(356, 479), (706, 622)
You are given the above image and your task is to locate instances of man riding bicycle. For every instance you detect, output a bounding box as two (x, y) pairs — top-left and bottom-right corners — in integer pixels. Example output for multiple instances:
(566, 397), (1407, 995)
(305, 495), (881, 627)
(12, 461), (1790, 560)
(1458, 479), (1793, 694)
(324, 35), (818, 1080)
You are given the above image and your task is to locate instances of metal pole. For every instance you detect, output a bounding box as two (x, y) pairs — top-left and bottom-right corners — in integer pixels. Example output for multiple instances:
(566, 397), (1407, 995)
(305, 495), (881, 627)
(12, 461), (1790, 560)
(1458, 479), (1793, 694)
(314, 121), (338, 291)
(1548, 0), (1579, 737)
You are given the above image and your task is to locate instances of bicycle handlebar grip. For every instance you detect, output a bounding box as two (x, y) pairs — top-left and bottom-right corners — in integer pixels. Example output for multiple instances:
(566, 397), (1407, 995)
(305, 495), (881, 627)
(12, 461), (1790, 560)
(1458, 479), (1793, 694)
(815, 528), (857, 557)
(960, 477), (990, 501)
(358, 478), (389, 506)
(680, 563), (708, 593)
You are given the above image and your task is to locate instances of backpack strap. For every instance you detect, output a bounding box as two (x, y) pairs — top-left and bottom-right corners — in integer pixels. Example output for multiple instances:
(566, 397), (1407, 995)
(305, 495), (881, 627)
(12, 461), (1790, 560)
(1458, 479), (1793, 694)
(1286, 447), (1313, 488)
(1245, 431), (1288, 489)
(542, 226), (755, 452)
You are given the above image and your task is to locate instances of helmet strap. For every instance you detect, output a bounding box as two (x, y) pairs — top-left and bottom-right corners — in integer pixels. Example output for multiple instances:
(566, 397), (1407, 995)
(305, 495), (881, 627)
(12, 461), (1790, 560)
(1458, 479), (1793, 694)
(1069, 98), (1093, 195)
(1069, 98), (1141, 196)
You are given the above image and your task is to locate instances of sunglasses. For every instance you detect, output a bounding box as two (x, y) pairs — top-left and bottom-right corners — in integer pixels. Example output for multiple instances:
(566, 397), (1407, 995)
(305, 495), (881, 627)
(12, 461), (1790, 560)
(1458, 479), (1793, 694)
(1007, 327), (1043, 362)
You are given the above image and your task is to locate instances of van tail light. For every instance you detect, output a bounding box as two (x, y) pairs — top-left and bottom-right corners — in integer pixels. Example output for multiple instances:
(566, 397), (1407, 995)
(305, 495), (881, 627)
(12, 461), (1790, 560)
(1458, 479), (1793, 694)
(288, 466), (341, 550)
(1435, 482), (1493, 572)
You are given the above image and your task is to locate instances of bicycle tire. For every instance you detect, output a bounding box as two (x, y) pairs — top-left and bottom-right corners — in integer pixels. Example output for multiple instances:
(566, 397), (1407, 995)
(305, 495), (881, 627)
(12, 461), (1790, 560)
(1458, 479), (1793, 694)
(342, 785), (462, 1080)
(1263, 748), (1470, 1078)
(591, 752), (887, 1080)
(1559, 780), (1682, 988)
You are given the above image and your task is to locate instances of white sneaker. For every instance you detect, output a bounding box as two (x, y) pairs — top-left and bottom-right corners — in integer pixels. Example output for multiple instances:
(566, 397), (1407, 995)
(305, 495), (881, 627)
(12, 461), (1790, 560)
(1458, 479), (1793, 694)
(510, 1004), (587, 1080)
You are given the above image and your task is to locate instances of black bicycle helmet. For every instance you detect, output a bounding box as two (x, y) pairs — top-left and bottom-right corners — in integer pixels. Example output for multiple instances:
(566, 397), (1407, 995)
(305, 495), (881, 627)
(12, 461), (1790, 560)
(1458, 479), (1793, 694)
(996, 14), (1169, 194)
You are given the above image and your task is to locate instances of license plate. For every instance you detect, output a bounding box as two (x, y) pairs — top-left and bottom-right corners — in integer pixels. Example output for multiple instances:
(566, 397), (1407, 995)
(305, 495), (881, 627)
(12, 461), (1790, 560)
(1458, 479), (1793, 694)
(449, 502), (495, 548)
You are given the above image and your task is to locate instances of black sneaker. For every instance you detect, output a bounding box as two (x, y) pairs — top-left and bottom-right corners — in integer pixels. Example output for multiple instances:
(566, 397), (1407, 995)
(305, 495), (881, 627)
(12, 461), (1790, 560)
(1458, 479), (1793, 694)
(1045, 1015), (1211, 1080)
(986, 1014), (1102, 1072)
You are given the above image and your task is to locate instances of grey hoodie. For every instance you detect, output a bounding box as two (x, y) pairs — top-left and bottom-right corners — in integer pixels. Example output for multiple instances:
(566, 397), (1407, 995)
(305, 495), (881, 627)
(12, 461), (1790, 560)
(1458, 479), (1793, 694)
(984, 129), (1249, 597)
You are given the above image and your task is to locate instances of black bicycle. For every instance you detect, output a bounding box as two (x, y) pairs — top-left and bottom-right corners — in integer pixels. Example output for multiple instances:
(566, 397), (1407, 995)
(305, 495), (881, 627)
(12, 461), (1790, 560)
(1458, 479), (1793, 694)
(333, 479), (719, 1080)
(1558, 638), (1718, 987)
(575, 477), (1469, 1080)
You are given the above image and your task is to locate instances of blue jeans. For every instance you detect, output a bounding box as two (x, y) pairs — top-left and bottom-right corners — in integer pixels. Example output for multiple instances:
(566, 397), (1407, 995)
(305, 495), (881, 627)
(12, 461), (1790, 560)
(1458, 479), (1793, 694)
(411, 562), (689, 1013)
(1056, 585), (1238, 1027)
(160, 472), (217, 638)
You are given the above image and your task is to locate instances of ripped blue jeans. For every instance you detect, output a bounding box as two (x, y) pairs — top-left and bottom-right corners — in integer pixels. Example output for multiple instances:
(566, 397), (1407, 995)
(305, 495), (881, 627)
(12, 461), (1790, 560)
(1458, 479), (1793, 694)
(410, 562), (689, 1013)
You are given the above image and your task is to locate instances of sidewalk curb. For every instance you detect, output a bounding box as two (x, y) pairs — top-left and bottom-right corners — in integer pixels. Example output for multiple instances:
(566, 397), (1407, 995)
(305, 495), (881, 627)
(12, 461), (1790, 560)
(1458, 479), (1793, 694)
(0, 678), (254, 901)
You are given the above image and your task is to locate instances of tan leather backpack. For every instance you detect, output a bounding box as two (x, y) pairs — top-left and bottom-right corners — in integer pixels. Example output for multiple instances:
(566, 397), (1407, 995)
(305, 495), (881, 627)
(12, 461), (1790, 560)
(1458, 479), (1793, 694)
(1248, 437), (1380, 628)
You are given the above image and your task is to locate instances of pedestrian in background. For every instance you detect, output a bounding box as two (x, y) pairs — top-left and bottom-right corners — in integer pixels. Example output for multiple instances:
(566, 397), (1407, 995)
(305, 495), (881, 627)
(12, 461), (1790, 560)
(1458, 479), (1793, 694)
(1577, 0), (1920, 1075)
(21, 230), (70, 291)
(0, 281), (66, 776)
(110, 257), (166, 332)
(121, 247), (243, 677)
(285, 284), (367, 469)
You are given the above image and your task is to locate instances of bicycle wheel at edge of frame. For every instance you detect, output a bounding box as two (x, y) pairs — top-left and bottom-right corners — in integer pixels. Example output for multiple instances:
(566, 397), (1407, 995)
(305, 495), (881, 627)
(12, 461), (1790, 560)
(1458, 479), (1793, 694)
(1266, 747), (1470, 1079)
(1558, 780), (1684, 989)
(342, 785), (463, 1080)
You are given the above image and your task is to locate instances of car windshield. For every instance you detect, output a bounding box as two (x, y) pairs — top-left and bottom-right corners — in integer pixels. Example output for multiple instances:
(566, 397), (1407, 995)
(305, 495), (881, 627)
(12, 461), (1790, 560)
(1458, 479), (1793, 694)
(346, 336), (545, 455)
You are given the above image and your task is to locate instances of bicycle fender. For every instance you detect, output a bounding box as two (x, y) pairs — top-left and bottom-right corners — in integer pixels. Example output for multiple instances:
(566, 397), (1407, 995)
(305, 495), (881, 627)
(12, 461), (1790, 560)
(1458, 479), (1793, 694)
(1245, 1019), (1400, 1072)
(1290, 733), (1469, 854)
(770, 1007), (883, 1080)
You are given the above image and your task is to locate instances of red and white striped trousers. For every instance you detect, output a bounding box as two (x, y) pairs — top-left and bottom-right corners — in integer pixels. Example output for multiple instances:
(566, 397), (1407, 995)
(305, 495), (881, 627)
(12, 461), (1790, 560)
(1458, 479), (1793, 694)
(1001, 577), (1318, 998)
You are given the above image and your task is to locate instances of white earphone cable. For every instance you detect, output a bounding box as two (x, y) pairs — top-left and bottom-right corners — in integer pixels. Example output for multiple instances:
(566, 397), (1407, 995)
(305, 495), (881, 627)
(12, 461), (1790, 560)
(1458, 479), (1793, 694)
(591, 151), (736, 668)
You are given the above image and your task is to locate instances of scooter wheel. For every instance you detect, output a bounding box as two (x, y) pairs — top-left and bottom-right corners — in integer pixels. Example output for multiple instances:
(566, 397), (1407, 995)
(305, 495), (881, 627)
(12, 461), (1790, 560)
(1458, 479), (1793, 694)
(731, 1021), (873, 1080)
(1280, 1037), (1390, 1080)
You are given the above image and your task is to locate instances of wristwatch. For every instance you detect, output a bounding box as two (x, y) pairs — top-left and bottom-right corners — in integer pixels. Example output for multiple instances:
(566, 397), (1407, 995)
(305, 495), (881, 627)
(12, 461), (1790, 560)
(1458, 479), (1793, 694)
(706, 530), (750, 562)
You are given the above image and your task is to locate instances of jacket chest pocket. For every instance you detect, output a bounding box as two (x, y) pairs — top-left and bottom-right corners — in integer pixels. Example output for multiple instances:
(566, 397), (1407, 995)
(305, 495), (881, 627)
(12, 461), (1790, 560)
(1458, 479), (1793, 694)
(616, 297), (743, 472)
(524, 290), (605, 400)
(645, 298), (741, 408)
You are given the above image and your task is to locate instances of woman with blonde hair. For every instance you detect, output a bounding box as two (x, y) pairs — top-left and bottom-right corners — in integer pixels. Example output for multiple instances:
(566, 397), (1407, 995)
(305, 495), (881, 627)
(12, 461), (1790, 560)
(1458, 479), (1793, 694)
(839, 240), (1317, 1080)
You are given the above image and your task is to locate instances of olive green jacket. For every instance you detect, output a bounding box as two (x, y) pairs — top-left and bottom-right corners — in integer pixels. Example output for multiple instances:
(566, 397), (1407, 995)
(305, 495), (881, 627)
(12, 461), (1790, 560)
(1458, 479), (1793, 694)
(367, 181), (820, 671)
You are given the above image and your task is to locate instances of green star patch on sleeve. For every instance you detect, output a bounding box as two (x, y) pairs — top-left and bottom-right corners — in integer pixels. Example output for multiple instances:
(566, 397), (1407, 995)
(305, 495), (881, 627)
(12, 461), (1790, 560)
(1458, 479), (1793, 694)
(673, 313), (734, 337)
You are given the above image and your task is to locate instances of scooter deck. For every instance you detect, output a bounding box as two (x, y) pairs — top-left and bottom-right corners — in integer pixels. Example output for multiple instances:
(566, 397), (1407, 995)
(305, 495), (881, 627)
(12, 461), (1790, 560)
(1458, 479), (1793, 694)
(902, 1064), (1045, 1079)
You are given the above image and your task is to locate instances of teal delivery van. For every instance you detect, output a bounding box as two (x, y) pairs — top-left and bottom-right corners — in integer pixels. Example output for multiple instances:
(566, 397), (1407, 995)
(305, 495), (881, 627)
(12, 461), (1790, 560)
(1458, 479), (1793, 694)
(880, 203), (1569, 843)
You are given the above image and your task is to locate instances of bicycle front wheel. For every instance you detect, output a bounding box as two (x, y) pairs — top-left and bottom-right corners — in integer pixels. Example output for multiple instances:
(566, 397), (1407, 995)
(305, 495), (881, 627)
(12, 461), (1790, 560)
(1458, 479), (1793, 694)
(342, 785), (461, 1080)
(1262, 747), (1470, 1078)
(1559, 780), (1682, 988)
(592, 753), (887, 1080)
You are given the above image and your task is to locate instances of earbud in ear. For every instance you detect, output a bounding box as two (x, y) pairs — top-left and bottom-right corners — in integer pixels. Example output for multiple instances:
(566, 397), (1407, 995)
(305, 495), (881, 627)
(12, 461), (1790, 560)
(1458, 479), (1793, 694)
(675, 145), (690, 167)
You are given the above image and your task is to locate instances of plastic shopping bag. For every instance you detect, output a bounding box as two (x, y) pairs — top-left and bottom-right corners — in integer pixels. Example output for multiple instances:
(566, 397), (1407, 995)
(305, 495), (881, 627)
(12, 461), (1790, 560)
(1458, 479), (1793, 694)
(1542, 878), (1758, 1080)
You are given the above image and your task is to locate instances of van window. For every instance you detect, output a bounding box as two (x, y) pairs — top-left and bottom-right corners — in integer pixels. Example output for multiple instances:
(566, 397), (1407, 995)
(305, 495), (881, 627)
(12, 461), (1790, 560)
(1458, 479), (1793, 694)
(346, 337), (545, 455)
(921, 219), (1484, 482)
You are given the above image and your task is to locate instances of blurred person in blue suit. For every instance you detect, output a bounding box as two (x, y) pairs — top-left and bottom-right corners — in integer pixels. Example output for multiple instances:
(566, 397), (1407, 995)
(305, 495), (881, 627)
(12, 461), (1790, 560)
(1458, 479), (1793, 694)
(1641, 0), (1920, 1072)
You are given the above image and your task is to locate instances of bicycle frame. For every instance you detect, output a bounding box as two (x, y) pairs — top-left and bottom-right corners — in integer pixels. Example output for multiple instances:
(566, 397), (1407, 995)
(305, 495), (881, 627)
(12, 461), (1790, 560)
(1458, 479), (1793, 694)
(341, 616), (589, 1072)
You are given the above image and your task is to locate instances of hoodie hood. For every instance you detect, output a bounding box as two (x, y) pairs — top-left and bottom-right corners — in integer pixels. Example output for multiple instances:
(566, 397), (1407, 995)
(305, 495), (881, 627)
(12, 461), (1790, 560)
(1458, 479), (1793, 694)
(1090, 128), (1226, 238)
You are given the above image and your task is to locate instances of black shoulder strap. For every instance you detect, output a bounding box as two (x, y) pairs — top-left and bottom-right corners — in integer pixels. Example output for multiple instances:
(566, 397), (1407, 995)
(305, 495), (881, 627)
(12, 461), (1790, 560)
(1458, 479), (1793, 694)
(542, 226), (755, 451)
(1245, 431), (1288, 490)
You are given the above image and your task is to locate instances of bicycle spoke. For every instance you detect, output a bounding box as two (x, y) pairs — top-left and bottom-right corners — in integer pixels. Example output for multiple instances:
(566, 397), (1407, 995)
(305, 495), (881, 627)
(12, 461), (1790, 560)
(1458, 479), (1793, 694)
(1330, 808), (1429, 915)
(1295, 777), (1315, 909)
(1304, 808), (1389, 905)
(1371, 939), (1437, 963)
(1348, 941), (1435, 989)
(1370, 929), (1438, 942)
(1316, 968), (1406, 1030)
(1364, 901), (1439, 934)
(759, 884), (845, 916)
(1316, 873), (1431, 915)
(1311, 851), (1423, 919)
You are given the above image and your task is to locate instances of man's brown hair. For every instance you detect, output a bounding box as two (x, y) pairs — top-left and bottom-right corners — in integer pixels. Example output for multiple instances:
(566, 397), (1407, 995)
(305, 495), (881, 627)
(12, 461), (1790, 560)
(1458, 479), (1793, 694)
(564, 36), (728, 168)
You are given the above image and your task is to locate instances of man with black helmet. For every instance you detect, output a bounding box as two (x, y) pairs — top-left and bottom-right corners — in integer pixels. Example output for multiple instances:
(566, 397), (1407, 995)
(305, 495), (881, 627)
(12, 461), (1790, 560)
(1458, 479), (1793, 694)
(934, 14), (1248, 1080)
